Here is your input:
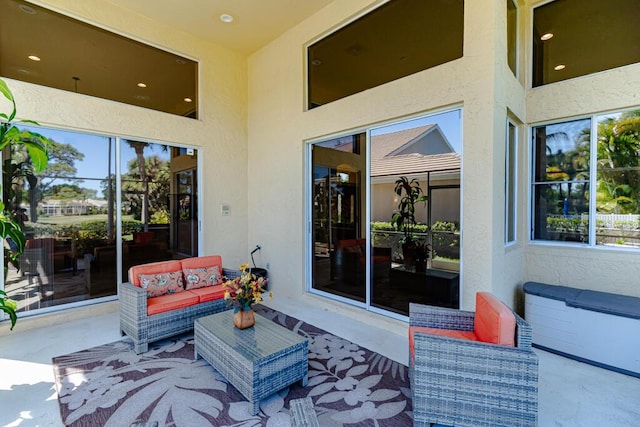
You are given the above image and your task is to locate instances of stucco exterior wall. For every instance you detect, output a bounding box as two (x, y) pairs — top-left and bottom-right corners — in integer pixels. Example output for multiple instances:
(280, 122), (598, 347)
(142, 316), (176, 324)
(4, 0), (250, 266)
(519, 0), (640, 298)
(248, 0), (520, 312)
(524, 63), (640, 297)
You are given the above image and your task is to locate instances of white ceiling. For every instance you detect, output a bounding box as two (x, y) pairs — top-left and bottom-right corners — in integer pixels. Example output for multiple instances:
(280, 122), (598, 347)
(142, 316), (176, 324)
(105, 0), (335, 54)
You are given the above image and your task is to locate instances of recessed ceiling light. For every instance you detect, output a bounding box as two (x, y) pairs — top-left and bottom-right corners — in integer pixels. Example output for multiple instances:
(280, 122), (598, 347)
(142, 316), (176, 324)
(220, 14), (234, 23)
(28, 55), (41, 61)
(175, 58), (186, 65)
(19, 4), (36, 14)
(540, 33), (554, 41)
(554, 64), (566, 71)
(311, 59), (322, 66)
(184, 97), (193, 103)
(137, 82), (147, 88)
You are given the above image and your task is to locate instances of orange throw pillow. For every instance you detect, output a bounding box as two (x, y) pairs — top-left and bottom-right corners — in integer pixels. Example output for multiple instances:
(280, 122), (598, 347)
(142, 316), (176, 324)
(474, 292), (516, 346)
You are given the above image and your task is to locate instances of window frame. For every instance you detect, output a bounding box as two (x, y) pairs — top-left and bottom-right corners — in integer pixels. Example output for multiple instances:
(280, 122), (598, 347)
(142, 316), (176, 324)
(506, 0), (518, 77)
(0, 121), (202, 320)
(505, 119), (518, 244)
(529, 107), (640, 251)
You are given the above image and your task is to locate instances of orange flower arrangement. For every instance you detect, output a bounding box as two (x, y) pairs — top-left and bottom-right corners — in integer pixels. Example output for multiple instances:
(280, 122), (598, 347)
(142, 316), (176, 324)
(223, 263), (270, 312)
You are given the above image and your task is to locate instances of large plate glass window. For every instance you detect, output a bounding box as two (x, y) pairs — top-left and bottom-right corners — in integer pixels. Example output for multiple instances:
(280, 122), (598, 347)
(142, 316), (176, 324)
(310, 109), (462, 318)
(311, 134), (366, 303)
(532, 0), (640, 87)
(0, 0), (198, 118)
(531, 109), (640, 249)
(2, 123), (199, 316)
(507, 0), (517, 76)
(506, 120), (517, 243)
(307, 0), (464, 109)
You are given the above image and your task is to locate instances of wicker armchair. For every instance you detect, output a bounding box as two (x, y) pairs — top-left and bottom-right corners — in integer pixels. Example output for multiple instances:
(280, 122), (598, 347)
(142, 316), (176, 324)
(409, 302), (538, 427)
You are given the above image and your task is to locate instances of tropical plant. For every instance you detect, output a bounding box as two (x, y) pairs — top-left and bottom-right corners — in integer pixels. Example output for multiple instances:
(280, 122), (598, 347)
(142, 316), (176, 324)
(391, 176), (428, 247)
(0, 78), (49, 329)
(596, 111), (640, 214)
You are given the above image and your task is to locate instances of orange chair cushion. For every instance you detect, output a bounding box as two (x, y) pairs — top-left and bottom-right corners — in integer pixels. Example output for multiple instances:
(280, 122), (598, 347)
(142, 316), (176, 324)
(147, 292), (199, 316)
(409, 325), (477, 357)
(180, 255), (222, 271)
(187, 285), (227, 303)
(129, 260), (183, 287)
(474, 292), (516, 346)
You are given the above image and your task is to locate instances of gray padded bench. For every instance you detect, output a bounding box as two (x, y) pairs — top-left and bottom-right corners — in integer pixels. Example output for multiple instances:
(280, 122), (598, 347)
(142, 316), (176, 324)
(524, 282), (640, 378)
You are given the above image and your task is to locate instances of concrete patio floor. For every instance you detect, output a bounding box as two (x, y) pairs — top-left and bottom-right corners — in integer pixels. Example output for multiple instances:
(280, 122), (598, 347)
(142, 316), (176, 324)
(0, 297), (638, 426)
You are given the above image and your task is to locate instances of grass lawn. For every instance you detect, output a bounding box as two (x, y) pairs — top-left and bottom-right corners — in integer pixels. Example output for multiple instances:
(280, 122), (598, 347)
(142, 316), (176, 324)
(29, 214), (136, 226)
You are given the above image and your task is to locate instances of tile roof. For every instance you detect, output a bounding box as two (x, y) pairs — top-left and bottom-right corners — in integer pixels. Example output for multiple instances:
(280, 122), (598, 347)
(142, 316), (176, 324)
(371, 125), (460, 177)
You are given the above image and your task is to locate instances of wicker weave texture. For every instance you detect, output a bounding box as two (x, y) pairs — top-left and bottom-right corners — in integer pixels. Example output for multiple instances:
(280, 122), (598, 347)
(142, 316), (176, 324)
(194, 311), (309, 415)
(119, 268), (238, 354)
(409, 302), (539, 427)
(289, 397), (319, 427)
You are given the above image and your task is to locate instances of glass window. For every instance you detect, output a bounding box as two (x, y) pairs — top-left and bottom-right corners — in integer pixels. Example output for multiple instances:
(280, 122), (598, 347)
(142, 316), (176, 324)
(309, 109), (462, 318)
(2, 124), (199, 315)
(307, 0), (464, 109)
(311, 133), (366, 303)
(506, 120), (517, 243)
(533, 0), (640, 87)
(532, 119), (590, 243)
(531, 109), (640, 249)
(0, 0), (198, 118)
(507, 0), (517, 76)
(595, 111), (640, 248)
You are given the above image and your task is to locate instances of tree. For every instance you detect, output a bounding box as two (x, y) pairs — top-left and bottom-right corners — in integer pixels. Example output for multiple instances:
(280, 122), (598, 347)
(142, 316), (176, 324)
(30, 140), (84, 221)
(596, 111), (640, 214)
(5, 138), (84, 222)
(44, 183), (97, 200)
(0, 78), (49, 330)
(127, 141), (150, 229)
(121, 155), (170, 224)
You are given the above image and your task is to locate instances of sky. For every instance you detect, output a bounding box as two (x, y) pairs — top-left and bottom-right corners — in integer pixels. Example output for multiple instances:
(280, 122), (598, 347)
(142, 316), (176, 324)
(371, 109), (462, 153)
(21, 125), (170, 194)
(19, 108), (462, 196)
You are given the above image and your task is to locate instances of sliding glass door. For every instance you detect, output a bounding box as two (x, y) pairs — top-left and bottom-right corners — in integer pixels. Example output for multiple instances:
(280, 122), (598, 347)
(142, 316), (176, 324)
(2, 124), (199, 317)
(311, 134), (366, 303)
(309, 110), (462, 317)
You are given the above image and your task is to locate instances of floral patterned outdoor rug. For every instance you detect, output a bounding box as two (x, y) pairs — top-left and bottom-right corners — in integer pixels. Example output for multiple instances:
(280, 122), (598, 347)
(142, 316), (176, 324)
(52, 305), (413, 426)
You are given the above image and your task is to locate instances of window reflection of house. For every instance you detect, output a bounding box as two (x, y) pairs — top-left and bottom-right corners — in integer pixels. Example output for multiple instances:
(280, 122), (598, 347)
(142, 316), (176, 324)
(38, 198), (108, 216)
(370, 124), (460, 225)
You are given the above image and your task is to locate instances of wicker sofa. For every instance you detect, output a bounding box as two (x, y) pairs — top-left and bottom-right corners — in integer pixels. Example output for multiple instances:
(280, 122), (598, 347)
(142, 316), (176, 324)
(408, 294), (539, 427)
(120, 255), (237, 354)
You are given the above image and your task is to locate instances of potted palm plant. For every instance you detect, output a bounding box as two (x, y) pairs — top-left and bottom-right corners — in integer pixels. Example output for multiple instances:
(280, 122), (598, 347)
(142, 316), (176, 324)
(391, 176), (428, 268)
(413, 239), (430, 272)
(1, 78), (49, 329)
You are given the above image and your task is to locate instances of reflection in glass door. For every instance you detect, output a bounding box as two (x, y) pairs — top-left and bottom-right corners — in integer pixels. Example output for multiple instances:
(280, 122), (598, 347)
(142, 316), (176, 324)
(311, 134), (366, 302)
(309, 110), (462, 318)
(175, 169), (198, 256)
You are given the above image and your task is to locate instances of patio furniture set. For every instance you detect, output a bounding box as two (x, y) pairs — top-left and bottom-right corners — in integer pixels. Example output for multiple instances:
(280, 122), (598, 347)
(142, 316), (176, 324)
(121, 256), (540, 426)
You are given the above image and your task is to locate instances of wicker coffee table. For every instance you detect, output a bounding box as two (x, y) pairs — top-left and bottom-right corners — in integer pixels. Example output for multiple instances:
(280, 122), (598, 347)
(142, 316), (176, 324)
(194, 310), (309, 415)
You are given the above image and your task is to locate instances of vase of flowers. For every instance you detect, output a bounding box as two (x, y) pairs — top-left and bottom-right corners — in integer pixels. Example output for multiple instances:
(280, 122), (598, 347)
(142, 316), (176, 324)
(223, 263), (270, 329)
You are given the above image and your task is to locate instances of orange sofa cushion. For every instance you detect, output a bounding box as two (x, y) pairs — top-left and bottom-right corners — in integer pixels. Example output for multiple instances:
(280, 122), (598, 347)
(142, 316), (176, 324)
(180, 255), (222, 271)
(474, 292), (516, 346)
(129, 260), (183, 287)
(147, 291), (199, 316)
(187, 285), (227, 303)
(409, 326), (477, 357)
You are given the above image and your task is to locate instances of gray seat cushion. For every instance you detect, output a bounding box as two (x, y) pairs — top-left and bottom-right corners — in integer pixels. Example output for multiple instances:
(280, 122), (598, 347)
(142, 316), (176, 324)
(524, 281), (640, 319)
